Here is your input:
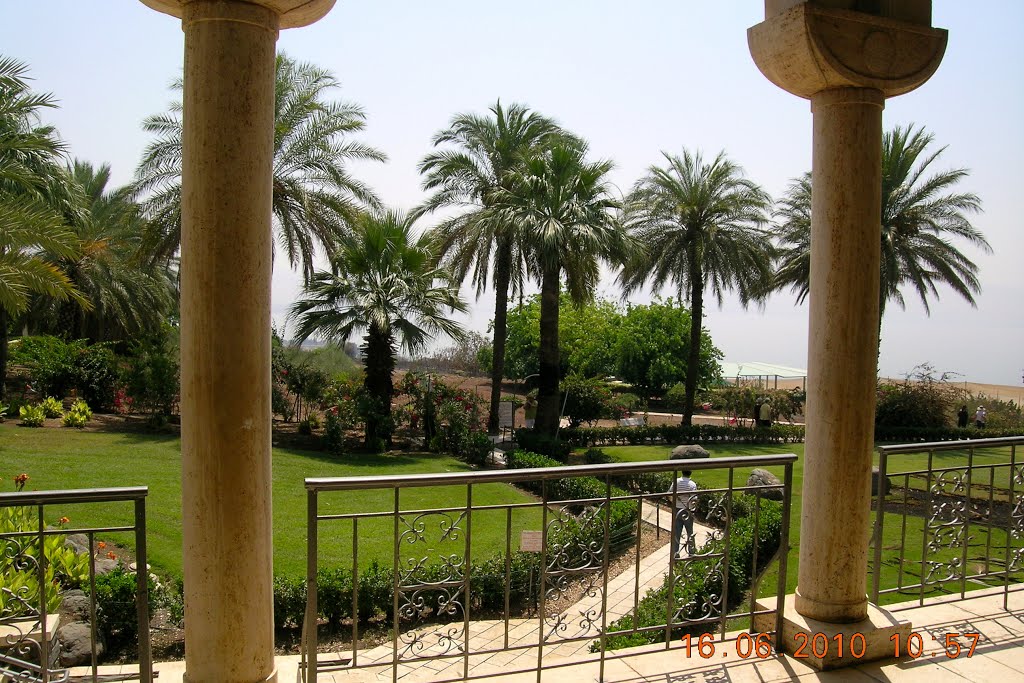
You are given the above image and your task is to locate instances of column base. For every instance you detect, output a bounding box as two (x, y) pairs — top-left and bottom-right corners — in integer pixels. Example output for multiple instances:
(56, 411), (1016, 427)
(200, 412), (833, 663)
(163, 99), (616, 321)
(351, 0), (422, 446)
(754, 595), (911, 670)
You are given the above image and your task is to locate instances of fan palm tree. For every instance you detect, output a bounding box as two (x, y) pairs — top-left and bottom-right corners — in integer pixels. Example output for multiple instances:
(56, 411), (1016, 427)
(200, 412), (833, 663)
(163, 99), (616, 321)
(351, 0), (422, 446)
(27, 160), (177, 342)
(288, 210), (466, 448)
(0, 56), (88, 398)
(619, 150), (774, 425)
(417, 101), (564, 434)
(773, 124), (988, 322)
(134, 53), (386, 280)
(499, 140), (628, 436)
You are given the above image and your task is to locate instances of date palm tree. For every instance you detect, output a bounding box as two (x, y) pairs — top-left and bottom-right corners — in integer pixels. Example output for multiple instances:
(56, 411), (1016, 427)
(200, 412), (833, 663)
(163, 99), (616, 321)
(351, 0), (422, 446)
(27, 160), (177, 342)
(417, 101), (563, 434)
(0, 56), (87, 398)
(499, 140), (628, 436)
(135, 53), (385, 280)
(619, 150), (774, 425)
(288, 210), (466, 448)
(773, 124), (988, 324)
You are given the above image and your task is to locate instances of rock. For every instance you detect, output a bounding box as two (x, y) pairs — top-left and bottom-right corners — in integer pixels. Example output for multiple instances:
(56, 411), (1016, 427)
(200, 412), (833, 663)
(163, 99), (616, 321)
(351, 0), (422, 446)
(670, 445), (710, 461)
(93, 558), (119, 575)
(64, 534), (90, 555)
(485, 450), (507, 468)
(747, 468), (784, 500)
(59, 590), (91, 622)
(872, 466), (891, 496)
(56, 621), (104, 667)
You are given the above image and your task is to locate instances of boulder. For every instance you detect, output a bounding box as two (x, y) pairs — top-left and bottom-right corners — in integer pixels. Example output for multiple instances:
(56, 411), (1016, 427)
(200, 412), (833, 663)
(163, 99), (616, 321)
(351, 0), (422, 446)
(59, 590), (91, 622)
(747, 468), (784, 501)
(872, 466), (892, 496)
(93, 558), (119, 575)
(56, 621), (104, 667)
(64, 534), (90, 555)
(670, 445), (710, 461)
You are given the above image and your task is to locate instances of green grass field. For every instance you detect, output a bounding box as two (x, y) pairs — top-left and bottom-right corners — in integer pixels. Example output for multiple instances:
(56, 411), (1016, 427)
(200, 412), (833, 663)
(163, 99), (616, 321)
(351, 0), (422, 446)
(0, 426), (542, 578)
(597, 442), (1021, 606)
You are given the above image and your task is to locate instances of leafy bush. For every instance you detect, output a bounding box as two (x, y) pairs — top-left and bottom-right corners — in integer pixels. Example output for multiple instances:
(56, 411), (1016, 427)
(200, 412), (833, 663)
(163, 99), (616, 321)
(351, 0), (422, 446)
(74, 343), (121, 411)
(607, 392), (643, 419)
(62, 399), (93, 428)
(124, 330), (179, 416)
(91, 566), (157, 653)
(298, 413), (321, 435)
(513, 429), (572, 461)
(40, 396), (63, 418)
(19, 403), (46, 427)
(560, 374), (613, 428)
(323, 409), (346, 455)
(876, 364), (961, 429)
(11, 336), (121, 411)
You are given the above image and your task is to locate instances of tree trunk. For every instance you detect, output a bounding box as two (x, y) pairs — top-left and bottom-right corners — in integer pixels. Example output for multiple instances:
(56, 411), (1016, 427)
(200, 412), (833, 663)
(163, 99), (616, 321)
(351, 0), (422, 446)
(362, 325), (396, 449)
(487, 239), (513, 435)
(0, 309), (8, 401)
(683, 255), (703, 427)
(534, 264), (561, 437)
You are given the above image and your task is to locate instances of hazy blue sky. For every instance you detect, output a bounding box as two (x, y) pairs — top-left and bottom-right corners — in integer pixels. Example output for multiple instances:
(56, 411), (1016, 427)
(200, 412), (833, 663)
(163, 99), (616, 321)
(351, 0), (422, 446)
(3, 2), (1022, 386)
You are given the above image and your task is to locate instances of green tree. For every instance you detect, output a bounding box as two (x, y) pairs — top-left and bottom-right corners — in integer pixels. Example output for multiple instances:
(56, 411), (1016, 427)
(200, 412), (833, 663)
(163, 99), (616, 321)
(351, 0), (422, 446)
(418, 102), (563, 434)
(135, 53), (385, 279)
(773, 124), (989, 321)
(27, 160), (176, 342)
(500, 140), (629, 436)
(501, 295), (623, 380)
(616, 299), (722, 398)
(0, 56), (88, 398)
(620, 150), (772, 425)
(288, 211), (466, 448)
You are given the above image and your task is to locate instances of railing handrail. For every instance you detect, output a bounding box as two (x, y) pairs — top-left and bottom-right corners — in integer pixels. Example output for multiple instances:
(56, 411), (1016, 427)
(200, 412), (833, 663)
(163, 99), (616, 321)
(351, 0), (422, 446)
(0, 486), (149, 506)
(877, 435), (1024, 455)
(305, 454), (798, 491)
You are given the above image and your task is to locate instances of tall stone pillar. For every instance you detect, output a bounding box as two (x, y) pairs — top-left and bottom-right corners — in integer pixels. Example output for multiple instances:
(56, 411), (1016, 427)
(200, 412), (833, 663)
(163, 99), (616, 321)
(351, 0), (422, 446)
(139, 2), (335, 681)
(748, 0), (946, 669)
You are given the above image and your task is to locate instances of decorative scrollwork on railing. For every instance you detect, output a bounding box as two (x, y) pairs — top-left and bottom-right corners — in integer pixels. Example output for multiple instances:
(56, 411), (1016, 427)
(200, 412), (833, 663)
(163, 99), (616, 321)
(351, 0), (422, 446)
(542, 573), (604, 642)
(396, 586), (466, 660)
(545, 504), (605, 573)
(923, 556), (963, 585)
(672, 557), (724, 624)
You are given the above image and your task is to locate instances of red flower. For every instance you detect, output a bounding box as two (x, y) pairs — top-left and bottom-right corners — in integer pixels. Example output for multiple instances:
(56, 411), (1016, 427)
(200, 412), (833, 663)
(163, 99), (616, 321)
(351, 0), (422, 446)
(107, 551), (117, 560)
(13, 473), (29, 491)
(97, 541), (106, 550)
(58, 516), (70, 526)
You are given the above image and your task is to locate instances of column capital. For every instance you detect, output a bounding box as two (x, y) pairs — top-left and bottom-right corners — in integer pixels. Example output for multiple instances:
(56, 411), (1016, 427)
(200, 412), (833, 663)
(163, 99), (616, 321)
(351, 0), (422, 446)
(140, 0), (335, 29)
(748, 2), (946, 100)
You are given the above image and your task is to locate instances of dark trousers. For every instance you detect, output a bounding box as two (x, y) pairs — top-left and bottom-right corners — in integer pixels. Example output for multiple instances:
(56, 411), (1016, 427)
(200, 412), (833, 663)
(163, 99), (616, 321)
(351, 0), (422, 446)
(671, 508), (696, 557)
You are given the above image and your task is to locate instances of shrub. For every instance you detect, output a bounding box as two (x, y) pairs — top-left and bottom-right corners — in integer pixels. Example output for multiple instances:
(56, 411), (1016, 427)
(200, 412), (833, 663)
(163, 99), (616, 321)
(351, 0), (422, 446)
(124, 331), (180, 416)
(875, 363), (961, 429)
(89, 566), (159, 654)
(607, 392), (643, 419)
(513, 429), (571, 461)
(74, 343), (121, 411)
(272, 575), (306, 631)
(19, 403), (46, 427)
(39, 396), (63, 418)
(558, 423), (806, 448)
(63, 400), (93, 428)
(323, 409), (345, 455)
(560, 375), (612, 428)
(12, 337), (121, 411)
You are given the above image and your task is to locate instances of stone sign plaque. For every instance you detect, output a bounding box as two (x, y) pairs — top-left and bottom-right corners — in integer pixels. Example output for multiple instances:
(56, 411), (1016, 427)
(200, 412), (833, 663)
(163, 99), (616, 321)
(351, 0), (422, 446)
(519, 530), (543, 553)
(498, 401), (515, 428)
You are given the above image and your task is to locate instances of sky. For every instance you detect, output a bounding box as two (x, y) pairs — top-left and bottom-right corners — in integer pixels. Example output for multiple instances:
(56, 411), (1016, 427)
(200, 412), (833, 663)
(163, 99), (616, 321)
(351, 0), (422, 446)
(2, 1), (1022, 386)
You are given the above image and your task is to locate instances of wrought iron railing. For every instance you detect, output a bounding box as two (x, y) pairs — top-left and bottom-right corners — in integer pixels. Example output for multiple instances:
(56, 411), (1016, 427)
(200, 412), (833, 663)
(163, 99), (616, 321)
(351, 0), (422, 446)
(0, 487), (152, 683)
(301, 455), (795, 682)
(871, 436), (1024, 609)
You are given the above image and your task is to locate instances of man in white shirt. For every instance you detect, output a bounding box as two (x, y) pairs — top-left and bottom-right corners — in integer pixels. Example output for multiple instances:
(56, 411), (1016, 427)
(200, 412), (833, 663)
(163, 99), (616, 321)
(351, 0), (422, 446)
(668, 470), (698, 558)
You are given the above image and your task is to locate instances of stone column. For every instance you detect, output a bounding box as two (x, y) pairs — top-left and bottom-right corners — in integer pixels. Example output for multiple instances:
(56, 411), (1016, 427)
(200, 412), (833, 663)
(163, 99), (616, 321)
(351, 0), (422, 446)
(748, 1), (947, 669)
(138, 2), (335, 681)
(798, 86), (885, 622)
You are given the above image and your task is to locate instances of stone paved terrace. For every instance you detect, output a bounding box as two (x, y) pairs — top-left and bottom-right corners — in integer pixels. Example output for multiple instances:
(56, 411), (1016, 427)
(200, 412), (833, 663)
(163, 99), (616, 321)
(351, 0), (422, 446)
(88, 587), (1018, 682)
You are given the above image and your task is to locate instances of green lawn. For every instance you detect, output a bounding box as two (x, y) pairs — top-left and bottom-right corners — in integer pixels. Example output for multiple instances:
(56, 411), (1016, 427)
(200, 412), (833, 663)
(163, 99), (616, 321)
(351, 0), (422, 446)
(598, 442), (1021, 606)
(0, 426), (542, 578)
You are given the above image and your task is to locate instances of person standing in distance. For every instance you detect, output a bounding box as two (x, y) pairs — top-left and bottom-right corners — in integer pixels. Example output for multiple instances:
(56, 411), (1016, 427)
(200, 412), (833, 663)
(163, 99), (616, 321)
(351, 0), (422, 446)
(975, 405), (987, 429)
(668, 470), (698, 558)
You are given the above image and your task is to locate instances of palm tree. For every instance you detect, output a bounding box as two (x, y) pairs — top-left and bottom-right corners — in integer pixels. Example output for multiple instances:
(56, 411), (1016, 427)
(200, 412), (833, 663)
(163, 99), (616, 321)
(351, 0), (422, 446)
(0, 56), (88, 398)
(773, 124), (988, 321)
(134, 53), (386, 280)
(26, 160), (177, 342)
(417, 101), (563, 434)
(619, 150), (774, 426)
(499, 140), (628, 436)
(288, 211), (466, 448)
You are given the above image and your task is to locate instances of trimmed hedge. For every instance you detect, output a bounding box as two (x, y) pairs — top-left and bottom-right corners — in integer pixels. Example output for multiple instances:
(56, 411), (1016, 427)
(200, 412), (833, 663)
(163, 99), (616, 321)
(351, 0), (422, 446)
(874, 426), (1024, 443)
(597, 495), (784, 651)
(559, 423), (805, 448)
